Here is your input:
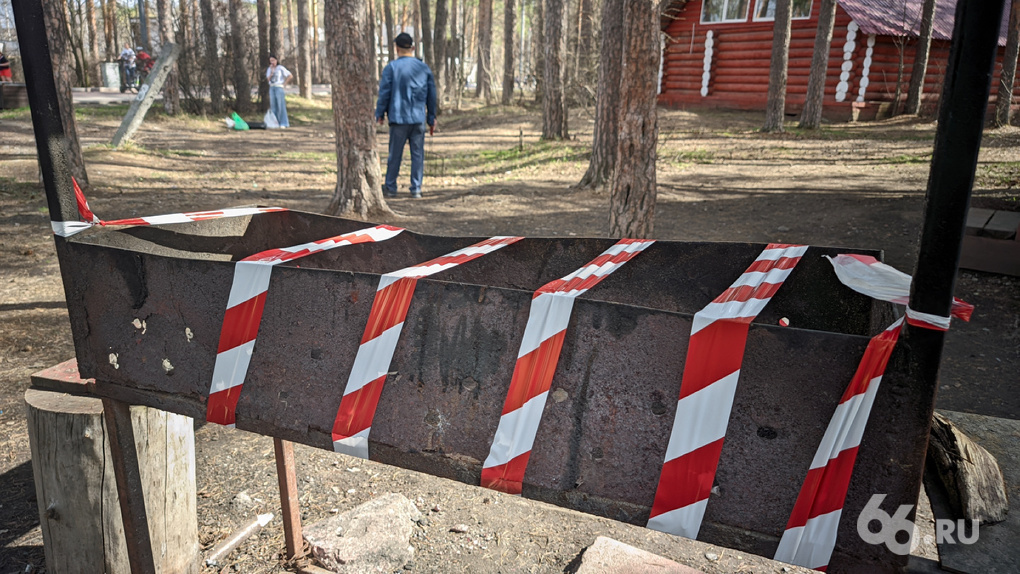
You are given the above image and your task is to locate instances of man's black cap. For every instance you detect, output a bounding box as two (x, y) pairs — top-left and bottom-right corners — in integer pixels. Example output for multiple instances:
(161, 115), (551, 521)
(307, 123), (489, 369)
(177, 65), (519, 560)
(395, 33), (414, 49)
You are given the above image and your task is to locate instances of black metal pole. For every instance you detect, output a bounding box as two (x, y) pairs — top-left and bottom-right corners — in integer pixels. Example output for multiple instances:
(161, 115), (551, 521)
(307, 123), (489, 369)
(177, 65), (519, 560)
(11, 0), (79, 227)
(875, 2), (1005, 569)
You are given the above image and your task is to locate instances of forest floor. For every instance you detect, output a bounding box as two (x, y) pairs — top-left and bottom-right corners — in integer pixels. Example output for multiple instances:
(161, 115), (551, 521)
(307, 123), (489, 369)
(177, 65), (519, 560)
(1, 95), (1018, 573)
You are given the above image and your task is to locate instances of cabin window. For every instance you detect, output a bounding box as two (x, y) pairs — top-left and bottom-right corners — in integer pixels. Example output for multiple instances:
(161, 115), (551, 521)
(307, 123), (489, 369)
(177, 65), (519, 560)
(701, 0), (751, 23)
(752, 0), (812, 20)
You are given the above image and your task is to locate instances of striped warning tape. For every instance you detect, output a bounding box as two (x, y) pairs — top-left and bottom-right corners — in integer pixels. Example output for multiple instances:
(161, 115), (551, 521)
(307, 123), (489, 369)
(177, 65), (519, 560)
(774, 254), (973, 570)
(331, 236), (524, 458)
(824, 254), (973, 329)
(647, 243), (808, 539)
(774, 317), (903, 570)
(481, 238), (656, 495)
(206, 224), (404, 426)
(51, 177), (287, 237)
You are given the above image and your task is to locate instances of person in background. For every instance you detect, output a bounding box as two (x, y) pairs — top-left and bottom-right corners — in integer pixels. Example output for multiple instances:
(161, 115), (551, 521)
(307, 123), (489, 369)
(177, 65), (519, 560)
(266, 55), (292, 128)
(118, 44), (136, 86)
(375, 32), (436, 199)
(136, 47), (154, 76)
(0, 44), (12, 83)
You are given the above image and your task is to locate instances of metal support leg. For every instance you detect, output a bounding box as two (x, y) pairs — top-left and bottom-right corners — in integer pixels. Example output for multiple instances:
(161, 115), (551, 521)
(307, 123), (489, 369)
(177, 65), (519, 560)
(102, 398), (157, 574)
(274, 438), (303, 559)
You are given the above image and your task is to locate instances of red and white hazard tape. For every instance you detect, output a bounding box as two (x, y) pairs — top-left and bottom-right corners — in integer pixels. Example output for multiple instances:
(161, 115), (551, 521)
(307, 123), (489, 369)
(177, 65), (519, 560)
(647, 243), (808, 539)
(481, 238), (656, 495)
(206, 224), (404, 426)
(825, 254), (973, 330)
(51, 177), (287, 237)
(774, 254), (973, 570)
(331, 236), (524, 458)
(774, 317), (903, 570)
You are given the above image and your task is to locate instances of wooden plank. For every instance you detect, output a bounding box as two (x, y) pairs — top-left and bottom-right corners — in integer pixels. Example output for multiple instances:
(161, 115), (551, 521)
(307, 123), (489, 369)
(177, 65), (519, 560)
(960, 235), (1020, 276)
(985, 210), (1020, 239)
(966, 208), (996, 235)
(274, 438), (304, 560)
(112, 43), (181, 147)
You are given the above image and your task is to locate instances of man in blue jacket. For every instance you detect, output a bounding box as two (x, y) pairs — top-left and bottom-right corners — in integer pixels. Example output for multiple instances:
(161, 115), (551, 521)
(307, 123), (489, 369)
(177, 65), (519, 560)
(376, 33), (437, 199)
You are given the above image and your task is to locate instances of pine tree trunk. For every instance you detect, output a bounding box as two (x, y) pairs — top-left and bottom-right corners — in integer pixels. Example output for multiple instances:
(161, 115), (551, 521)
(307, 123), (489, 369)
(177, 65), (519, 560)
(541, 0), (565, 138)
(177, 0), (194, 110)
(904, 0), (936, 116)
(433, 0), (449, 96)
(995, 0), (1020, 127)
(476, 0), (493, 102)
(533, 0), (544, 103)
(762, 0), (792, 132)
(892, 40), (905, 116)
(798, 0), (836, 128)
(419, 0), (434, 69)
(199, 0), (224, 113)
(297, 0), (312, 97)
(42, 0), (89, 187)
(85, 0), (100, 85)
(501, 0), (515, 104)
(312, 0), (320, 81)
(257, 0), (271, 111)
(324, 0), (392, 218)
(446, 0), (460, 101)
(608, 0), (658, 239)
(286, 0), (295, 58)
(101, 0), (115, 60)
(577, 0), (621, 189)
(270, 0), (283, 57)
(156, 0), (180, 114)
(383, 0), (395, 61)
(229, 0), (252, 111)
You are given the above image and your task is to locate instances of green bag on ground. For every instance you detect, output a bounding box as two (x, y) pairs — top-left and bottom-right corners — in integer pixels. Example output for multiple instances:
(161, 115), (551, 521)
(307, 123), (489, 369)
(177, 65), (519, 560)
(231, 112), (249, 131)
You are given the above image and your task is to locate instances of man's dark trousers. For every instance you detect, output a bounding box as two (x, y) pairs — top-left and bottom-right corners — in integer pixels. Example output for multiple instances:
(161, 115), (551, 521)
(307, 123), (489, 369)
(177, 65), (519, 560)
(384, 122), (426, 196)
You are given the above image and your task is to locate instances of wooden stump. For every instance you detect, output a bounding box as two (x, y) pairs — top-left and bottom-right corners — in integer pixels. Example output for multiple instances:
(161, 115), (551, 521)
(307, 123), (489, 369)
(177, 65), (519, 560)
(26, 389), (200, 573)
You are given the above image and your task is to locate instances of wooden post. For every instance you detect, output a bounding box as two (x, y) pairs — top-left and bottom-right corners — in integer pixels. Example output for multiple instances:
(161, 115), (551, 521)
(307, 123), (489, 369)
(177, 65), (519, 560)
(274, 438), (304, 559)
(112, 43), (181, 147)
(26, 389), (199, 573)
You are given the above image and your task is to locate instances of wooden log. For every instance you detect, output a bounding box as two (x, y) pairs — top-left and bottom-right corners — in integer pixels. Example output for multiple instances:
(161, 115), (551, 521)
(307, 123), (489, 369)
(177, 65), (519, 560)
(26, 388), (200, 573)
(928, 411), (1010, 524)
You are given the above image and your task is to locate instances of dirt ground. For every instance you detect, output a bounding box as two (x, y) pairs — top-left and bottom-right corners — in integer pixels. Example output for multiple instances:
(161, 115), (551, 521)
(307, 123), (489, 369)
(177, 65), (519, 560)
(1, 95), (1018, 573)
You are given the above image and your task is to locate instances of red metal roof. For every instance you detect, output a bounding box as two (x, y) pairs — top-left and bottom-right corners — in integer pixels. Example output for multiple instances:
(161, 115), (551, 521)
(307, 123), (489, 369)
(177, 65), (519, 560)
(838, 0), (1009, 46)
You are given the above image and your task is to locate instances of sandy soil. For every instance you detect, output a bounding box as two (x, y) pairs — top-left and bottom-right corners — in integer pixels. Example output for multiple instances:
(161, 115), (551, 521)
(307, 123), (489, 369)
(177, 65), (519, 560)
(0, 96), (1017, 573)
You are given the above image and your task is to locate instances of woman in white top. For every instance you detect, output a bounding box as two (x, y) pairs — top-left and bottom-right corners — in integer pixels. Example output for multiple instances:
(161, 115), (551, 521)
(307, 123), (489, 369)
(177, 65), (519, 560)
(266, 55), (293, 128)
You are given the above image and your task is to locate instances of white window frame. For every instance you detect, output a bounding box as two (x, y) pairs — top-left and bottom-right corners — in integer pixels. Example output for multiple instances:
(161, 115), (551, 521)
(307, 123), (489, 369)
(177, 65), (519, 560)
(751, 0), (813, 21)
(700, 0), (751, 24)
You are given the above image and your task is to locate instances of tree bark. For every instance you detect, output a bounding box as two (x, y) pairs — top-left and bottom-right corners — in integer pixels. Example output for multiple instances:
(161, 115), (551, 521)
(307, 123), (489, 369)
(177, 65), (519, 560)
(199, 0), (224, 113)
(541, 0), (565, 138)
(383, 0), (395, 61)
(312, 0), (320, 80)
(475, 0), (493, 102)
(157, 0), (180, 114)
(501, 0), (515, 104)
(995, 0), (1020, 127)
(446, 0), (460, 102)
(762, 0), (792, 132)
(270, 0), (283, 57)
(577, 0), (621, 189)
(324, 0), (392, 218)
(286, 0), (295, 58)
(798, 0), (836, 128)
(533, 0), (544, 102)
(85, 0), (100, 85)
(138, 0), (151, 49)
(257, 0), (271, 111)
(608, 0), (659, 239)
(41, 0), (89, 187)
(904, 0), (937, 116)
(433, 0), (449, 96)
(101, 0), (116, 61)
(419, 0), (434, 69)
(229, 0), (252, 112)
(297, 0), (312, 97)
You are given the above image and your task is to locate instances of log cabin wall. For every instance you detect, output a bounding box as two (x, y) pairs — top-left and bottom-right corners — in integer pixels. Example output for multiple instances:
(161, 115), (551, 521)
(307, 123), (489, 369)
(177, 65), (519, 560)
(659, 0), (1020, 122)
